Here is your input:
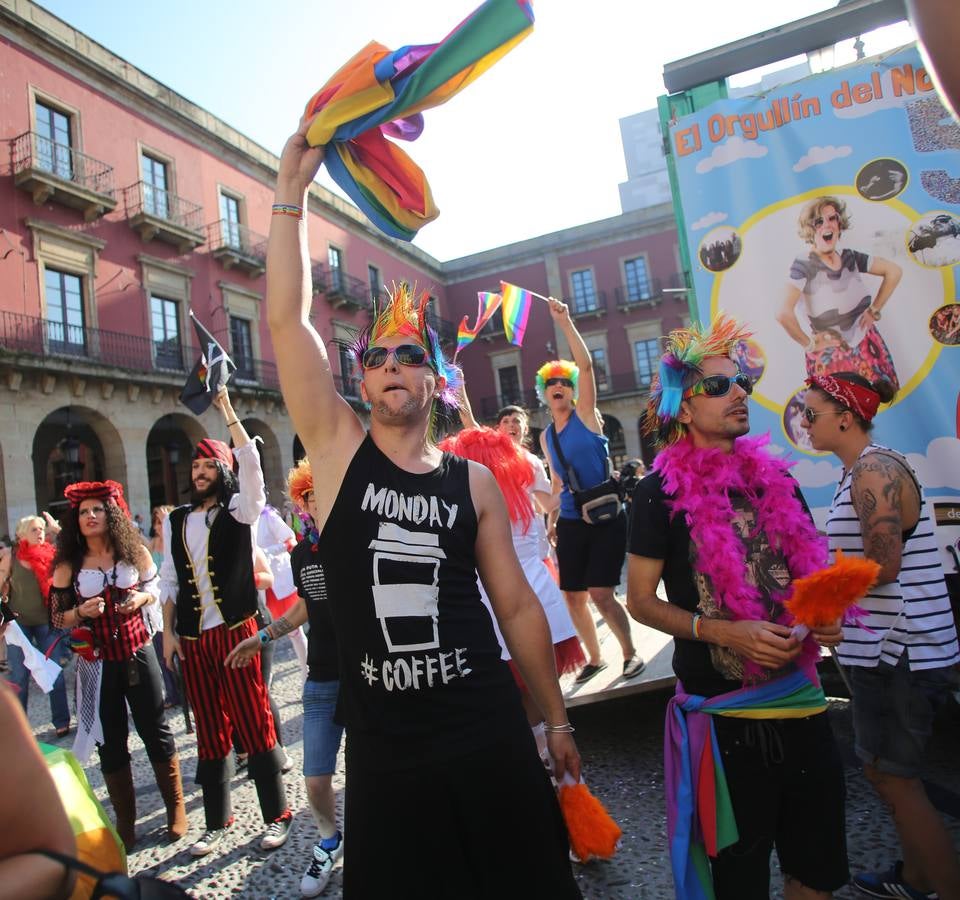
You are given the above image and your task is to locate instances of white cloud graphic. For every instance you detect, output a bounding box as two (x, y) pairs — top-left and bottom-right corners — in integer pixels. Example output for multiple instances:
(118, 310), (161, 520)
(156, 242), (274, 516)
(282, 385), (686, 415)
(791, 457), (842, 488)
(695, 136), (768, 174)
(691, 211), (729, 231)
(792, 145), (852, 173)
(906, 437), (960, 490)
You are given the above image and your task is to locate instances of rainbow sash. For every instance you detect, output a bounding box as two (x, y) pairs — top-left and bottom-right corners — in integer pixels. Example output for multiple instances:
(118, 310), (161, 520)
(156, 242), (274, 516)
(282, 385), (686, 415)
(304, 0), (534, 240)
(664, 670), (827, 900)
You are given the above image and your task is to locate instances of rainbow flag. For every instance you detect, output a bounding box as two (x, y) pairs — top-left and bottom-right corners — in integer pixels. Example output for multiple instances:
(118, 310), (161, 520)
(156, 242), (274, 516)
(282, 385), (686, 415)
(500, 281), (534, 346)
(665, 670), (827, 899)
(304, 0), (535, 240)
(455, 291), (501, 357)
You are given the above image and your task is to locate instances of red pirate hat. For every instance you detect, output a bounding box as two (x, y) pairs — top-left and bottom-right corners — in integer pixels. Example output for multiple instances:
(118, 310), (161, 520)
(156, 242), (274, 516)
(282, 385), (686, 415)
(63, 480), (131, 518)
(194, 438), (233, 469)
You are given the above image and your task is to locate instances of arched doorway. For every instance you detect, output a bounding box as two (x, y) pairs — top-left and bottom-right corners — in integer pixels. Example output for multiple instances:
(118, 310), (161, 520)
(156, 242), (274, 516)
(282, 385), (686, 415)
(146, 413), (206, 509)
(33, 406), (125, 518)
(602, 414), (626, 469)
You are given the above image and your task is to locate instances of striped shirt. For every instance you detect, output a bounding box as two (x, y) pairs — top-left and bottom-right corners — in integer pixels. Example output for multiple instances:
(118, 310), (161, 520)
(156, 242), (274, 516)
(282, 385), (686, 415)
(828, 443), (959, 670)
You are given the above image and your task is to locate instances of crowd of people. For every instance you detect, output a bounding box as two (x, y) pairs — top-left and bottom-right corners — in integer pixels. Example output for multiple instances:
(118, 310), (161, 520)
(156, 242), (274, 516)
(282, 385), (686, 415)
(0, 116), (957, 900)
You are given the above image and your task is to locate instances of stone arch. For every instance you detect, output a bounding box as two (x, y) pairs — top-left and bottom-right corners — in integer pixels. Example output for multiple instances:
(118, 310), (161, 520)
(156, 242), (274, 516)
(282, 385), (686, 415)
(602, 414), (626, 468)
(146, 413), (207, 510)
(239, 417), (284, 504)
(33, 405), (127, 517)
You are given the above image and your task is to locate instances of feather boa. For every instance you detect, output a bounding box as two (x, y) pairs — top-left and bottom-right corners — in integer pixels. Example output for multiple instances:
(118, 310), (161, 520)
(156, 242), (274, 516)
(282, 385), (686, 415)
(654, 435), (827, 682)
(14, 539), (55, 605)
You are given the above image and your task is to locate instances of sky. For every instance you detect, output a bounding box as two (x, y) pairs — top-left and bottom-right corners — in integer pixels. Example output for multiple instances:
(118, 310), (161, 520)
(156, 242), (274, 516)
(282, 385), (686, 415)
(36, 0), (915, 261)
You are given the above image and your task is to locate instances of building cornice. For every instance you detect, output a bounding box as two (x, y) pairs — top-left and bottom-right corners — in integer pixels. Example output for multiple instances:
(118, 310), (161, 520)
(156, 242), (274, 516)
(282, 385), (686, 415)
(440, 203), (677, 283)
(0, 0), (444, 276)
(24, 216), (106, 250)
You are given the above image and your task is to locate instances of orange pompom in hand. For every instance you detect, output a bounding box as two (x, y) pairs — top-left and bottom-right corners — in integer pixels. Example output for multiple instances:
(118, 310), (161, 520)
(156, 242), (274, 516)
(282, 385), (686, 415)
(785, 549), (881, 638)
(558, 775), (622, 862)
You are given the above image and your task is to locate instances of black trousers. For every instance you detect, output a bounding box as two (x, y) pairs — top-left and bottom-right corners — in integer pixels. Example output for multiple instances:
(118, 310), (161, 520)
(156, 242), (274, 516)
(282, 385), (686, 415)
(97, 641), (176, 774)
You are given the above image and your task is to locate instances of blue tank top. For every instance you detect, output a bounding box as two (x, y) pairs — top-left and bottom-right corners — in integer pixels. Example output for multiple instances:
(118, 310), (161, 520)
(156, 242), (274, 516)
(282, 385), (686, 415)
(545, 413), (611, 519)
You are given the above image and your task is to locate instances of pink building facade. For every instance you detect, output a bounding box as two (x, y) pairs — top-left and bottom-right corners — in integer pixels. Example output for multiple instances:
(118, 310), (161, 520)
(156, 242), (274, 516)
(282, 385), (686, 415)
(0, 0), (683, 535)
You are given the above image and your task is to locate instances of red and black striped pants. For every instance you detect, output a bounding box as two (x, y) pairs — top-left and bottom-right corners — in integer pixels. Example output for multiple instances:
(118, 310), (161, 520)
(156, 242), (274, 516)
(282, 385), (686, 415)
(181, 618), (277, 761)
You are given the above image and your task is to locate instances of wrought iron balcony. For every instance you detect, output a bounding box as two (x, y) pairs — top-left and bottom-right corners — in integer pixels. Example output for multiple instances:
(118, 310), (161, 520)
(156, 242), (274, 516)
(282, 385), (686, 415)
(614, 273), (688, 309)
(311, 262), (328, 295)
(0, 310), (280, 392)
(124, 181), (205, 252)
(208, 220), (268, 277)
(570, 289), (607, 319)
(13, 131), (117, 220)
(324, 270), (370, 311)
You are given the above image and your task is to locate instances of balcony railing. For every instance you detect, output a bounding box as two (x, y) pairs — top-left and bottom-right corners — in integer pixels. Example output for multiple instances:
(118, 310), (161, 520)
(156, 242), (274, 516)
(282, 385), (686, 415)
(0, 310), (280, 391)
(614, 273), (688, 308)
(570, 290), (607, 318)
(325, 270), (371, 310)
(12, 131), (116, 219)
(208, 220), (268, 276)
(124, 181), (205, 251)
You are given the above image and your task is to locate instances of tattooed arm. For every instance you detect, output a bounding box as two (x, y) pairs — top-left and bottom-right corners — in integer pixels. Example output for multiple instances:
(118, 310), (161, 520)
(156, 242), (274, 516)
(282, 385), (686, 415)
(850, 451), (919, 584)
(224, 597), (307, 669)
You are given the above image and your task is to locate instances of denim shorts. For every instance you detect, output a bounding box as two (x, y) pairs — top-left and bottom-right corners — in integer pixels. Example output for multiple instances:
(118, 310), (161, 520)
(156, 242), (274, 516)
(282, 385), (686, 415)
(849, 655), (957, 778)
(302, 679), (344, 777)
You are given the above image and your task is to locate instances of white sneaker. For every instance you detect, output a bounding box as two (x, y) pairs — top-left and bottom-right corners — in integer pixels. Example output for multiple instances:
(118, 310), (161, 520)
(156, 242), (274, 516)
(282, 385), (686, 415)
(300, 835), (343, 897)
(261, 812), (293, 850)
(190, 825), (231, 857)
(281, 748), (295, 773)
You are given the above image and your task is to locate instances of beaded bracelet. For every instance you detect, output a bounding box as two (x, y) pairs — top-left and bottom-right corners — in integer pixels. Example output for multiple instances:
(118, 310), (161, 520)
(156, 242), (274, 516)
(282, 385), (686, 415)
(691, 613), (703, 641)
(543, 722), (576, 734)
(272, 203), (303, 219)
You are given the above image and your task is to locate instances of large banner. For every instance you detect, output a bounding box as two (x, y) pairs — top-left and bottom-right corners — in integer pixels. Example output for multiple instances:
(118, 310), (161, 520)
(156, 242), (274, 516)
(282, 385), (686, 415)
(670, 44), (960, 571)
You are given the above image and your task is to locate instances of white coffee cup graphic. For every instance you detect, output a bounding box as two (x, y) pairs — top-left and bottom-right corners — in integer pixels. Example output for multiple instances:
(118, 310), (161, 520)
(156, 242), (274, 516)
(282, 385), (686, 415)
(369, 522), (446, 652)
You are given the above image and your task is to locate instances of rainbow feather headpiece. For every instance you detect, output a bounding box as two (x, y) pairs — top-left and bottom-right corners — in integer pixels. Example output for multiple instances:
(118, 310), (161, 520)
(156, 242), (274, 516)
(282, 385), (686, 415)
(349, 282), (463, 425)
(286, 457), (313, 510)
(535, 360), (579, 404)
(644, 313), (752, 447)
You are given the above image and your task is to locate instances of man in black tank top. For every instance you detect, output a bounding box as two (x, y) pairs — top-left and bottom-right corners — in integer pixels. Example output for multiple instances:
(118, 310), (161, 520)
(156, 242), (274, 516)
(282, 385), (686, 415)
(264, 126), (582, 898)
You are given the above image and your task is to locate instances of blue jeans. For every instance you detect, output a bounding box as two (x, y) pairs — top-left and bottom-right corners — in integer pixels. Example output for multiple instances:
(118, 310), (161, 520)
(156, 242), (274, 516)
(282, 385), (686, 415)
(302, 679), (343, 776)
(7, 623), (70, 730)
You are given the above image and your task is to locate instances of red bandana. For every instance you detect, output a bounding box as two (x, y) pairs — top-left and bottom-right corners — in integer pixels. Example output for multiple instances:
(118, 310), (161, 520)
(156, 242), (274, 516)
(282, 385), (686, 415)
(194, 438), (233, 469)
(806, 375), (880, 422)
(63, 480), (130, 518)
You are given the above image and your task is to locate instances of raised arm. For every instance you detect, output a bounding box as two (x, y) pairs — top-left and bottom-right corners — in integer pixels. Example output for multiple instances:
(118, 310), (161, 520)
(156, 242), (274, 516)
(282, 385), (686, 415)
(455, 383), (479, 431)
(266, 119), (364, 458)
(549, 298), (598, 433)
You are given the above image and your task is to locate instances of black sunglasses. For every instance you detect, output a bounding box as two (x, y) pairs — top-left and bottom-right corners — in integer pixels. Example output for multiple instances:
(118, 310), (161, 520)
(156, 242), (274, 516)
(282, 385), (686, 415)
(801, 406), (843, 424)
(684, 372), (753, 399)
(361, 344), (429, 369)
(545, 377), (574, 389)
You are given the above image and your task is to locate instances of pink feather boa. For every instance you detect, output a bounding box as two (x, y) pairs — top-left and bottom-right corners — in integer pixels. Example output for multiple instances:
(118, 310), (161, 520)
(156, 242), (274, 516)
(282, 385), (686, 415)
(654, 434), (827, 682)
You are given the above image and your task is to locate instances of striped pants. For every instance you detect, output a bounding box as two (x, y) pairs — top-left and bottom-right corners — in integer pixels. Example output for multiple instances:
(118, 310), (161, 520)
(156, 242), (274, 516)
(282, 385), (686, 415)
(181, 618), (277, 761)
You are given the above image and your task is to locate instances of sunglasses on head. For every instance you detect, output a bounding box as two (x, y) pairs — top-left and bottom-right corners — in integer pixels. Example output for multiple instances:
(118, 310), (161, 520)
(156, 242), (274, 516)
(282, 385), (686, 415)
(361, 344), (429, 369)
(684, 372), (753, 399)
(545, 377), (574, 389)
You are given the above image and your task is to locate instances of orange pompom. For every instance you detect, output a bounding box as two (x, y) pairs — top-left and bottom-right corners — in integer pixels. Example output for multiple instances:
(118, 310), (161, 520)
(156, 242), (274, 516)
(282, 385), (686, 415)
(785, 549), (881, 628)
(558, 781), (622, 862)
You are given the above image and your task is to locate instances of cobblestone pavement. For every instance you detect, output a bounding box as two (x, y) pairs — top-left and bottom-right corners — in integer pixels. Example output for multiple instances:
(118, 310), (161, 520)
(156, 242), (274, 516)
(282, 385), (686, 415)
(25, 642), (960, 899)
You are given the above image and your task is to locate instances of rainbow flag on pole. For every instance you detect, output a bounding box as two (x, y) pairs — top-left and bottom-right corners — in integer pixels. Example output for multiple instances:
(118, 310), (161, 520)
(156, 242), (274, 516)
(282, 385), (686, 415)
(455, 291), (501, 357)
(304, 0), (535, 241)
(500, 281), (534, 346)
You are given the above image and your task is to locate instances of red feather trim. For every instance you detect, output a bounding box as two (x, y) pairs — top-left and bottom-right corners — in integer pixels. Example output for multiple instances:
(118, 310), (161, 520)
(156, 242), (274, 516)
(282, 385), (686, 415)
(14, 540), (55, 605)
(558, 782), (622, 862)
(785, 549), (880, 627)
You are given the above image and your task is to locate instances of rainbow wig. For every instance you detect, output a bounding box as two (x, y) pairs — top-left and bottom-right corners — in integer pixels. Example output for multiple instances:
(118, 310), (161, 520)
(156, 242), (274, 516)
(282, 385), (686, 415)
(643, 313), (752, 447)
(535, 360), (580, 404)
(286, 457), (313, 510)
(349, 282), (463, 435)
(439, 427), (534, 532)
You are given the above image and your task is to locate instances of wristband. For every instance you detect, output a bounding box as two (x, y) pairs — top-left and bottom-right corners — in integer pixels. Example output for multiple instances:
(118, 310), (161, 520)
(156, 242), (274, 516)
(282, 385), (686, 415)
(258, 627), (273, 645)
(543, 722), (575, 734)
(226, 419), (240, 427)
(691, 613), (703, 640)
(272, 203), (303, 219)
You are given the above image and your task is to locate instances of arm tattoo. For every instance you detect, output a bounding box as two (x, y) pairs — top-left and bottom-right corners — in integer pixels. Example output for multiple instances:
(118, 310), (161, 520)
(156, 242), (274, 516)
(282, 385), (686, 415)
(851, 454), (905, 575)
(270, 616), (296, 639)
